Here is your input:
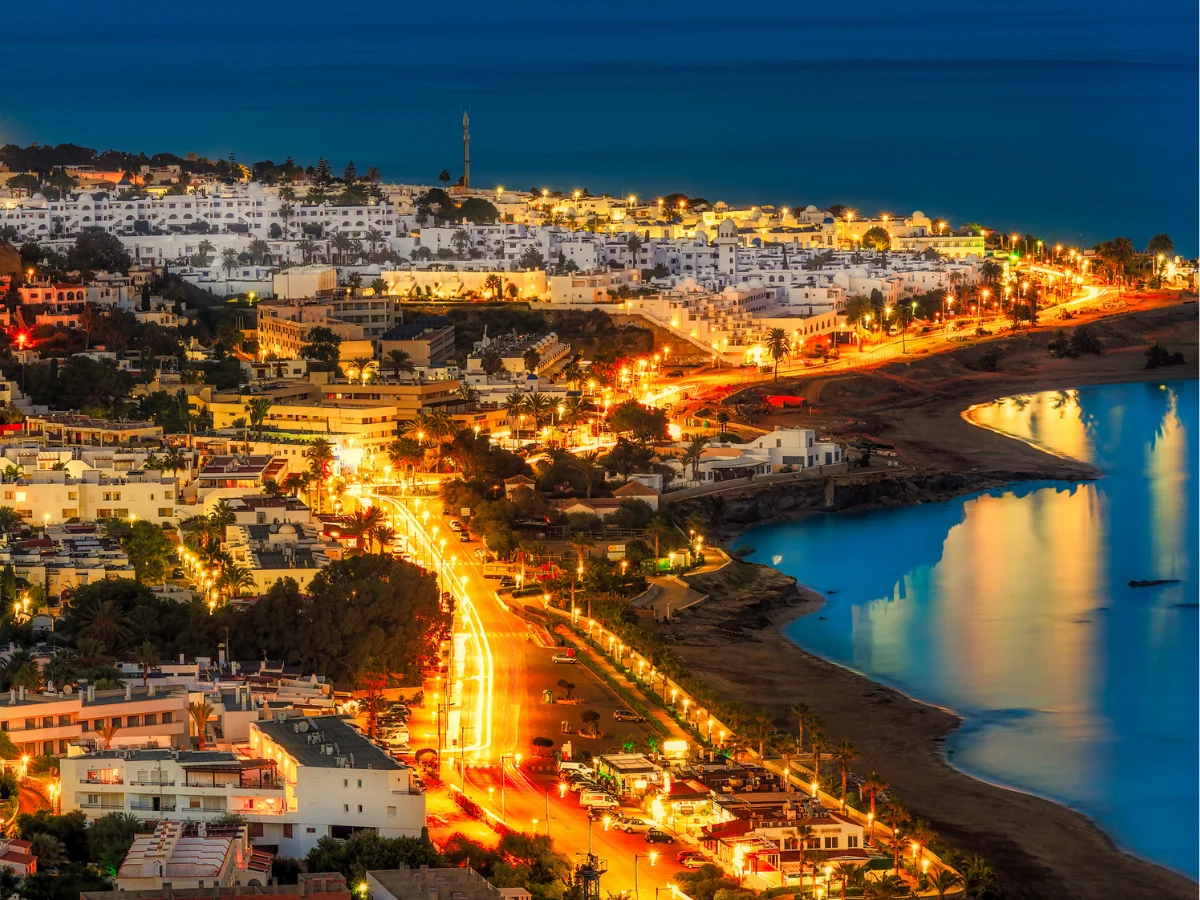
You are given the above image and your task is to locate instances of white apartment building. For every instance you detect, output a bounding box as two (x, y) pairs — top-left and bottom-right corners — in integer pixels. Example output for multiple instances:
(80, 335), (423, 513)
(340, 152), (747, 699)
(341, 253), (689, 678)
(62, 714), (425, 857)
(0, 469), (180, 525)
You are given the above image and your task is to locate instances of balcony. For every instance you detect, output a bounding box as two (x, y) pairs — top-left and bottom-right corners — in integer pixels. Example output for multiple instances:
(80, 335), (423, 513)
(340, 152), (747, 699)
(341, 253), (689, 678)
(129, 780), (176, 787)
(79, 802), (125, 810)
(81, 777), (124, 785)
(130, 803), (177, 812)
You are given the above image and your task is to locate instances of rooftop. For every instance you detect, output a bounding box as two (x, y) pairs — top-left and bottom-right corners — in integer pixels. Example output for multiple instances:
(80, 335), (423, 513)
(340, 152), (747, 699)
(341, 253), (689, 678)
(254, 715), (402, 770)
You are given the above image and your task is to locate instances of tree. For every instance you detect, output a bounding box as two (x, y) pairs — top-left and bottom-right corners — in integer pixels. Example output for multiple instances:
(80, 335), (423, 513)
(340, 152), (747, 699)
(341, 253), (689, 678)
(809, 728), (827, 778)
(97, 720), (120, 749)
(77, 598), (131, 652)
(861, 226), (891, 251)
(1146, 233), (1174, 258)
(123, 521), (174, 584)
(861, 771), (887, 839)
(580, 708), (601, 737)
(555, 678), (575, 700)
(924, 869), (959, 899)
(765, 327), (791, 381)
(522, 348), (540, 374)
(220, 247), (239, 276)
(607, 400), (667, 444)
(305, 439), (336, 511)
(959, 857), (997, 898)
(530, 736), (554, 756)
(88, 812), (141, 875)
(835, 738), (859, 809)
(299, 326), (342, 370)
(189, 700), (214, 750)
(132, 641), (159, 686)
(518, 246), (546, 270)
(244, 396), (273, 439)
(69, 231), (131, 273)
(438, 169), (452, 187)
(386, 349), (415, 380)
(680, 433), (708, 481)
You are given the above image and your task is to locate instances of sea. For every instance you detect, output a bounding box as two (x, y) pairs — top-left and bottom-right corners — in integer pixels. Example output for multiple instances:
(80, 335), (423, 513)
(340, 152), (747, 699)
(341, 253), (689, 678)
(0, 2), (1196, 252)
(733, 379), (1198, 879)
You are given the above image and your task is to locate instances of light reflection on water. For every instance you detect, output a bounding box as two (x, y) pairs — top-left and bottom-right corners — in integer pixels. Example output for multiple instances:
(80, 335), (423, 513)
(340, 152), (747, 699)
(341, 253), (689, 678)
(735, 381), (1198, 879)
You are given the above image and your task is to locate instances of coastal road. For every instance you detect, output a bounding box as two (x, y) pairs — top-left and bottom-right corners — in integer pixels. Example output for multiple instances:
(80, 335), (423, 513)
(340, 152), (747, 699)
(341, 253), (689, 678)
(366, 488), (686, 897)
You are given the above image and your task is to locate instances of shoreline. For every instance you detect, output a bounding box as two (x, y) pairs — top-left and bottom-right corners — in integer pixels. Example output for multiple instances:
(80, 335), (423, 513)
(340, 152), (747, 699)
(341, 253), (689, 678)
(773, 578), (1199, 887)
(666, 319), (1199, 900)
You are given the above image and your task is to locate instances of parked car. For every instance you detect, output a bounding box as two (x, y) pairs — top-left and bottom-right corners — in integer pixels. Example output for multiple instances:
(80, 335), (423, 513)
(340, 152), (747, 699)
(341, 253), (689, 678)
(644, 828), (674, 844)
(458, 532), (472, 542)
(558, 761), (594, 777)
(447, 520), (463, 532)
(613, 709), (645, 723)
(552, 654), (578, 664)
(579, 791), (619, 810)
(499, 576), (516, 587)
(613, 816), (651, 834)
(677, 851), (707, 868)
(666, 369), (685, 378)
(568, 779), (598, 793)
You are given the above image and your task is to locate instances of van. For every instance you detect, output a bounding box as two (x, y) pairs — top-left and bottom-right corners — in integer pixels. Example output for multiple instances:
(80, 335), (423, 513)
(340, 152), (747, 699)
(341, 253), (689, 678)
(483, 562), (512, 580)
(579, 791), (619, 809)
(386, 728), (410, 746)
(558, 761), (594, 777)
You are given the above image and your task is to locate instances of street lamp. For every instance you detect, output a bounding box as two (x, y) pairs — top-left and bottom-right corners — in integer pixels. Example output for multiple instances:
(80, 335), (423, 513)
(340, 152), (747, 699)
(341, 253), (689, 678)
(634, 852), (658, 900)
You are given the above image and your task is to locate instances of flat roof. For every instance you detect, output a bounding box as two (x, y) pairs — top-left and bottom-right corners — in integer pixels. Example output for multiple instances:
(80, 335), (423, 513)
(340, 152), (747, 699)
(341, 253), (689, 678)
(254, 715), (402, 770)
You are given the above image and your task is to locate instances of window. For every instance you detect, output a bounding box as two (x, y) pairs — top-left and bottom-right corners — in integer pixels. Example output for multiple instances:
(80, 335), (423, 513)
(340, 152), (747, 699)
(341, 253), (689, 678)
(847, 835), (859, 848)
(824, 836), (838, 849)
(189, 798), (202, 809)
(158, 508), (173, 518)
(58, 715), (70, 726)
(357, 805), (363, 813)
(283, 824), (293, 839)
(144, 713), (156, 726)
(343, 779), (348, 788)
(126, 715), (140, 727)
(387, 806), (397, 817)
(42, 717), (53, 728)
(162, 712), (172, 724)
(343, 804), (349, 813)
(306, 827), (316, 834)
(81, 720), (89, 732)
(23, 719), (34, 730)
(357, 779), (362, 788)
(806, 838), (820, 850)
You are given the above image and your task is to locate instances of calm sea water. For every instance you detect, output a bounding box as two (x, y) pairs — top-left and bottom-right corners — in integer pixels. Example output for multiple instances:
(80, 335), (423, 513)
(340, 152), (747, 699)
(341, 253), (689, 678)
(0, 4), (1195, 251)
(734, 380), (1198, 879)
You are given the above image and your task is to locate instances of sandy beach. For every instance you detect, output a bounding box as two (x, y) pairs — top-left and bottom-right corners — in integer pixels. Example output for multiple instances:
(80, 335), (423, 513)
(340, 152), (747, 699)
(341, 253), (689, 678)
(658, 300), (1199, 899)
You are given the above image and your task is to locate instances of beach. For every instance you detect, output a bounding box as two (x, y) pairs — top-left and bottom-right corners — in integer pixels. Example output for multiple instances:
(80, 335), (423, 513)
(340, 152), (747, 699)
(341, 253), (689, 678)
(657, 300), (1199, 899)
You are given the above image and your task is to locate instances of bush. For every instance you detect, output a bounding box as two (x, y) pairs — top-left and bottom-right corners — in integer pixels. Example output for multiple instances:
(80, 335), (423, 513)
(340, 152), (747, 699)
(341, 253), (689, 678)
(1145, 342), (1185, 369)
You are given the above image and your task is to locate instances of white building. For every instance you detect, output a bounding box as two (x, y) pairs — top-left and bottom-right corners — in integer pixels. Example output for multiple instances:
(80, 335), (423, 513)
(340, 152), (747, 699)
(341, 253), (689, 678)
(0, 469), (181, 525)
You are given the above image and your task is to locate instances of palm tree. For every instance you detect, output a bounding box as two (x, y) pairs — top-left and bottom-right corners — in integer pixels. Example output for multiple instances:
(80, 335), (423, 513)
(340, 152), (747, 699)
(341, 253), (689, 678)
(331, 232), (353, 264)
(281, 472), (309, 498)
(97, 720), (120, 749)
(482, 273), (504, 299)
(523, 392), (551, 430)
(747, 712), (774, 758)
(305, 439), (335, 511)
(861, 772), (887, 842)
(765, 327), (791, 381)
(884, 801), (911, 875)
(371, 523), (396, 553)
(810, 728), (827, 779)
(523, 348), (541, 375)
(347, 357), (378, 384)
(386, 349), (415, 380)
(2, 464), (24, 483)
(365, 227), (385, 258)
(244, 396), (273, 440)
(133, 641), (159, 687)
(574, 450), (602, 499)
(680, 433), (708, 482)
(197, 239), (215, 266)
(162, 447), (189, 479)
(930, 869), (961, 900)
(189, 700), (215, 750)
(451, 229), (470, 259)
(43, 651), (78, 691)
(789, 702), (811, 750)
(505, 392), (526, 424)
(835, 738), (859, 809)
(220, 247), (239, 276)
(210, 500), (236, 540)
(835, 862), (861, 900)
(296, 237), (317, 264)
(863, 874), (906, 899)
(78, 599), (131, 652)
(959, 856), (996, 898)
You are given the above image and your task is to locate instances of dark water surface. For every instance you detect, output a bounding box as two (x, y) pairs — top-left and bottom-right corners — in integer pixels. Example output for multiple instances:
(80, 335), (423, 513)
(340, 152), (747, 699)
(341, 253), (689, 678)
(735, 380), (1198, 878)
(0, 4), (1195, 250)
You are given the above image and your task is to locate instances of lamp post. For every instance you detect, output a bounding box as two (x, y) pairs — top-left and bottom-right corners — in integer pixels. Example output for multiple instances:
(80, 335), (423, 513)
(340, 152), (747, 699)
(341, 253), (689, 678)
(634, 852), (658, 900)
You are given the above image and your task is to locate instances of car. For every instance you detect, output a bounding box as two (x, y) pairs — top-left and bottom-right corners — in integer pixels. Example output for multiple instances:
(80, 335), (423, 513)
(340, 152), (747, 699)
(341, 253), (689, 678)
(473, 547), (488, 560)
(613, 816), (651, 834)
(677, 851), (706, 868)
(613, 709), (645, 723)
(552, 654), (577, 664)
(447, 519), (463, 531)
(458, 532), (473, 542)
(666, 369), (685, 378)
(558, 761), (594, 776)
(579, 791), (619, 810)
(498, 575), (516, 587)
(644, 828), (674, 844)
(568, 779), (598, 793)
(171, 567), (185, 578)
